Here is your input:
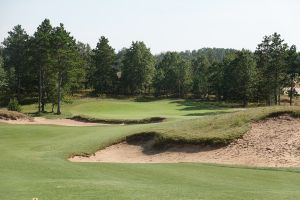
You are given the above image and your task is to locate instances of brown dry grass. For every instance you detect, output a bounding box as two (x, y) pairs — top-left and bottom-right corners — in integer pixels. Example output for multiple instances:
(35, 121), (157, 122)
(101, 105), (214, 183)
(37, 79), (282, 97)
(0, 110), (32, 120)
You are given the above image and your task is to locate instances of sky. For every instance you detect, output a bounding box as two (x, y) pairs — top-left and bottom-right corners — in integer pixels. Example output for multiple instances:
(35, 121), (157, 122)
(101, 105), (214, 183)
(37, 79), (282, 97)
(0, 0), (299, 54)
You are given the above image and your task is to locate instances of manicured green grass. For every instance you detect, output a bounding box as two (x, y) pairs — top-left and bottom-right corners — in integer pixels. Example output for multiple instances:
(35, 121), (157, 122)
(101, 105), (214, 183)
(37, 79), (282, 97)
(21, 98), (236, 120)
(1, 122), (300, 200)
(2, 99), (300, 199)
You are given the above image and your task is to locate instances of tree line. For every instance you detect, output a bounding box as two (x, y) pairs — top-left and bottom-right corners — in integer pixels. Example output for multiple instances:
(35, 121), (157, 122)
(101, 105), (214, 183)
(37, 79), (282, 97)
(1, 19), (300, 114)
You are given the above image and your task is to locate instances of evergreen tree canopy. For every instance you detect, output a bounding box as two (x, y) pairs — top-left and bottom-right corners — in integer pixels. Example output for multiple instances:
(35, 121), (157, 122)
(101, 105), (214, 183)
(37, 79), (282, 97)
(121, 41), (155, 94)
(255, 32), (289, 105)
(155, 52), (191, 97)
(223, 50), (257, 106)
(2, 25), (29, 100)
(92, 36), (116, 94)
(51, 23), (82, 114)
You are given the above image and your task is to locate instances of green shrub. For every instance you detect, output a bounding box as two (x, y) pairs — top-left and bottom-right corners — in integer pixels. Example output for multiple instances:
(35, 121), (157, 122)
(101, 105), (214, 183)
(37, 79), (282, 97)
(63, 96), (74, 104)
(7, 98), (22, 112)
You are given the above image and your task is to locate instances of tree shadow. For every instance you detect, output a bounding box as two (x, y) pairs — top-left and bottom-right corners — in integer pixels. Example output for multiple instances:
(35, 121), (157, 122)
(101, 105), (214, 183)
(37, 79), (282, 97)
(169, 99), (239, 111)
(25, 111), (53, 116)
(134, 96), (165, 102)
(184, 110), (234, 117)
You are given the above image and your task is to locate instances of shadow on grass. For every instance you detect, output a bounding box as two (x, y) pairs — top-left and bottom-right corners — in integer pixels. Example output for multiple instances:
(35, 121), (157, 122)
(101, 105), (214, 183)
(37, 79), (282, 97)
(25, 111), (70, 119)
(26, 111), (53, 116)
(184, 110), (234, 117)
(170, 99), (241, 112)
(134, 96), (165, 102)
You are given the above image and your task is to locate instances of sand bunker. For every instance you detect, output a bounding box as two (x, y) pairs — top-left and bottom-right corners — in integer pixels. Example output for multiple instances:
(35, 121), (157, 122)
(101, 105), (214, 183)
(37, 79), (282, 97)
(0, 117), (108, 126)
(70, 115), (300, 167)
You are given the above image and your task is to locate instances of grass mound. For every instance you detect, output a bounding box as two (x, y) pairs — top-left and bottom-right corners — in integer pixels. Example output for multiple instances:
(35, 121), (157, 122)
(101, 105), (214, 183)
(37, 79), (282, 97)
(0, 110), (32, 120)
(70, 106), (300, 159)
(70, 115), (166, 124)
(130, 106), (300, 147)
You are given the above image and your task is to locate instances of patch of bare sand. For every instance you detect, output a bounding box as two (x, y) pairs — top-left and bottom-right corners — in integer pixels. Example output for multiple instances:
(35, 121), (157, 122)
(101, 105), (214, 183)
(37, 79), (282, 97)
(0, 117), (108, 126)
(69, 115), (300, 167)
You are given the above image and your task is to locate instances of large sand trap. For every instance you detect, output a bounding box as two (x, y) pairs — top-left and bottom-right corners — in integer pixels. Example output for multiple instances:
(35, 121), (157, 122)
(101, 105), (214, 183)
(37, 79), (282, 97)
(0, 117), (108, 126)
(70, 115), (300, 167)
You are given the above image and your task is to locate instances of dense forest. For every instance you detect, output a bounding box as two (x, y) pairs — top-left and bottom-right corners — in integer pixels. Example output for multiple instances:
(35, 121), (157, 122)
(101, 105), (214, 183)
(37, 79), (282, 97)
(1, 19), (300, 114)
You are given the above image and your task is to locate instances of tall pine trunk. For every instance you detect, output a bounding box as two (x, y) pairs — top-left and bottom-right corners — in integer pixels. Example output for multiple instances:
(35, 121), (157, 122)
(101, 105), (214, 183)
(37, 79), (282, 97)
(290, 77), (294, 106)
(41, 69), (45, 112)
(38, 66), (46, 113)
(17, 73), (21, 101)
(51, 97), (55, 113)
(57, 72), (62, 115)
(275, 69), (280, 105)
(243, 98), (248, 108)
(274, 88), (278, 105)
(38, 67), (42, 113)
(267, 93), (271, 106)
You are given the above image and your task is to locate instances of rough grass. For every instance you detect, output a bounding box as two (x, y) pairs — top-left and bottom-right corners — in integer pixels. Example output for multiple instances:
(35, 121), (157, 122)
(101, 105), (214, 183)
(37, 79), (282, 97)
(69, 106), (300, 156)
(70, 115), (165, 124)
(0, 109), (32, 120)
(131, 106), (300, 147)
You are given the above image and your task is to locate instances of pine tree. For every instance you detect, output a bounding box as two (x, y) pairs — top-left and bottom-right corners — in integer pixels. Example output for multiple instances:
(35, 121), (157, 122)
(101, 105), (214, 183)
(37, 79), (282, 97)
(223, 50), (257, 107)
(32, 19), (53, 112)
(51, 23), (80, 114)
(255, 33), (288, 105)
(2, 25), (29, 100)
(77, 41), (93, 89)
(207, 62), (223, 101)
(121, 41), (155, 94)
(286, 45), (300, 105)
(0, 53), (8, 99)
(92, 36), (116, 94)
(156, 52), (191, 97)
(191, 55), (210, 98)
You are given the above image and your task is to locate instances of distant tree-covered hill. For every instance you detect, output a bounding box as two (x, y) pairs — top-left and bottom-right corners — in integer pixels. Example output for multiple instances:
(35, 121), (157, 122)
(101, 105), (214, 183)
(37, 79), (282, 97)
(155, 48), (237, 64)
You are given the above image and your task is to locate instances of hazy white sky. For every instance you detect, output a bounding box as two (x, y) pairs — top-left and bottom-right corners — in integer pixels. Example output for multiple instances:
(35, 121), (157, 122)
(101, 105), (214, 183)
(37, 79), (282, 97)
(0, 0), (299, 53)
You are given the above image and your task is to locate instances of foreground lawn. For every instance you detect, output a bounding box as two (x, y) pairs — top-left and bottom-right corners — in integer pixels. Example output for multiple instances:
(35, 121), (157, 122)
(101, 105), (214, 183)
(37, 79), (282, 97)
(21, 98), (235, 120)
(2, 102), (300, 199)
(1, 122), (300, 200)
